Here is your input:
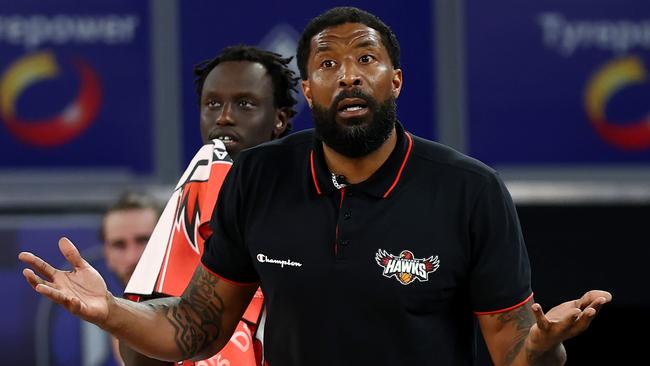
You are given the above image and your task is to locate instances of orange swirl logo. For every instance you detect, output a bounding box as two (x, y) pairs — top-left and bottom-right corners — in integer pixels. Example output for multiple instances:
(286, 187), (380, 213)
(0, 51), (101, 147)
(584, 56), (650, 151)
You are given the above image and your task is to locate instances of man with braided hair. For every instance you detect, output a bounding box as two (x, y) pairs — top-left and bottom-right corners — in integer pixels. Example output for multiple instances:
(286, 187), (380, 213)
(118, 45), (298, 366)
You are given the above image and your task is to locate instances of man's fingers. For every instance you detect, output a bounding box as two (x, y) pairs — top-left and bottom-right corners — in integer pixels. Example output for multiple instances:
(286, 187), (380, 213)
(23, 268), (55, 289)
(575, 296), (608, 325)
(588, 290), (612, 302)
(578, 290), (612, 309)
(585, 296), (608, 314)
(570, 308), (597, 335)
(59, 237), (87, 269)
(34, 283), (83, 314)
(34, 283), (67, 304)
(18, 252), (57, 280)
(531, 303), (551, 331)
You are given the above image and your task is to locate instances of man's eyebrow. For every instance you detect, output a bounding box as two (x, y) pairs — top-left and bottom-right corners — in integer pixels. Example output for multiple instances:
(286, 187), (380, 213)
(109, 239), (126, 246)
(354, 39), (380, 49)
(202, 91), (264, 99)
(232, 91), (263, 100)
(136, 235), (151, 242)
(315, 38), (379, 53)
(314, 44), (331, 54)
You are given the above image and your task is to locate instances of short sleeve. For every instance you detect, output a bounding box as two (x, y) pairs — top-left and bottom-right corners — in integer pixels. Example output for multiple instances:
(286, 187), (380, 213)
(469, 172), (532, 314)
(201, 158), (259, 284)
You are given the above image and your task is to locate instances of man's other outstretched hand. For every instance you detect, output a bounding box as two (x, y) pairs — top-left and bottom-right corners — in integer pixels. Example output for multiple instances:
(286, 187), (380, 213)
(527, 290), (612, 353)
(19, 237), (113, 327)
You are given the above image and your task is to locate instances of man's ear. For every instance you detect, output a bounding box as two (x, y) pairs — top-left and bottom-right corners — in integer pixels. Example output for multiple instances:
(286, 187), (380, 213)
(272, 108), (290, 138)
(301, 79), (313, 108)
(392, 69), (403, 99)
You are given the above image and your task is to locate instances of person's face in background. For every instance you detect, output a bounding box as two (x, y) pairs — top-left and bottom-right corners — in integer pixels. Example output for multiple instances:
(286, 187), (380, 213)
(301, 22), (402, 157)
(199, 61), (288, 159)
(103, 208), (158, 286)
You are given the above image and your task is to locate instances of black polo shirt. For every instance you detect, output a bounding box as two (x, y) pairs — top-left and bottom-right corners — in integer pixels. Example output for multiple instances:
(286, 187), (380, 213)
(202, 123), (532, 366)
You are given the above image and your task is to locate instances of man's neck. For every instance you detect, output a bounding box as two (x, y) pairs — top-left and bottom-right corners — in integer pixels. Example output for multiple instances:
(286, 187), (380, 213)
(322, 127), (397, 185)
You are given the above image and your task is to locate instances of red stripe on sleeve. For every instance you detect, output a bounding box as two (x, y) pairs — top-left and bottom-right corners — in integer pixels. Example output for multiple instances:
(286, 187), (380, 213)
(473, 292), (534, 316)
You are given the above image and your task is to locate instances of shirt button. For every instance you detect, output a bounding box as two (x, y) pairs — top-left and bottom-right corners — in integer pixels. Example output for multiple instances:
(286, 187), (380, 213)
(344, 211), (352, 220)
(340, 240), (349, 247)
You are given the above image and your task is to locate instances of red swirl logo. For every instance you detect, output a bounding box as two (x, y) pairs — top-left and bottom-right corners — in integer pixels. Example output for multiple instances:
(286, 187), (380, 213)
(0, 51), (101, 147)
(584, 56), (650, 151)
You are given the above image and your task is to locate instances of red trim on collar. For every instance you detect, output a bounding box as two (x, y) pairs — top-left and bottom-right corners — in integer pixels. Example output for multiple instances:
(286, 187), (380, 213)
(310, 150), (322, 195)
(383, 133), (413, 198)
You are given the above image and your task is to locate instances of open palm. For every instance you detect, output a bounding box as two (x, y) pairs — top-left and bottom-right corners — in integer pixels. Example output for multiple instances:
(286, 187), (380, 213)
(528, 290), (611, 351)
(19, 237), (112, 326)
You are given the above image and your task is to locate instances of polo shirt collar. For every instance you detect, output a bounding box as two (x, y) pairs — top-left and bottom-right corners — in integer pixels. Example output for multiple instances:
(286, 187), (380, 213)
(309, 121), (413, 199)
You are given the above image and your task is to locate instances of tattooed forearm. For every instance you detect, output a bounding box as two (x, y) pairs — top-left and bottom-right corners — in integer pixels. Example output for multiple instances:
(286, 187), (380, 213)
(494, 302), (535, 365)
(146, 267), (225, 359)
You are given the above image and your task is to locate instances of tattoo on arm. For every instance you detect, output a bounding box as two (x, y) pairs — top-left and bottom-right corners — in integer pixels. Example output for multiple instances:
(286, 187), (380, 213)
(494, 303), (535, 365)
(147, 266), (225, 359)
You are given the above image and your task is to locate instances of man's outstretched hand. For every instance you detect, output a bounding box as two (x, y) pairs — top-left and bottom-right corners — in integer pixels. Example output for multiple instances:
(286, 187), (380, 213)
(19, 237), (113, 326)
(527, 290), (612, 353)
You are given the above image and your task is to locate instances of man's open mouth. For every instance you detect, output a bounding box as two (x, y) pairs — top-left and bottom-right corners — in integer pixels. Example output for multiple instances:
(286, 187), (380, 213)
(336, 98), (369, 118)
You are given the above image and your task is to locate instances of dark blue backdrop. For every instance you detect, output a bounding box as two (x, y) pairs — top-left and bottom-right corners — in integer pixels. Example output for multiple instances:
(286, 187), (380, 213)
(466, 0), (650, 165)
(0, 0), (153, 174)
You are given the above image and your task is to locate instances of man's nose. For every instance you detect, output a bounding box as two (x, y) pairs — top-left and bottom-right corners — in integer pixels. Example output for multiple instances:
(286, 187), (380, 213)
(338, 61), (362, 88)
(216, 103), (234, 125)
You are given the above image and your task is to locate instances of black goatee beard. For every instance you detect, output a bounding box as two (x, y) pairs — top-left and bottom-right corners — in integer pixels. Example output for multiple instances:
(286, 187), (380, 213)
(312, 89), (397, 158)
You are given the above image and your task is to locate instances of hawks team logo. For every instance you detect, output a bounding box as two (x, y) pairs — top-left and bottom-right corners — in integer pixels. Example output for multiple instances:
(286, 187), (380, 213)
(375, 249), (440, 285)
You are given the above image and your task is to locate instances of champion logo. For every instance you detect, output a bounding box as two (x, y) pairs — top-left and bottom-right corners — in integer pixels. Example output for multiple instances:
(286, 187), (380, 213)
(256, 254), (302, 268)
(375, 249), (439, 285)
